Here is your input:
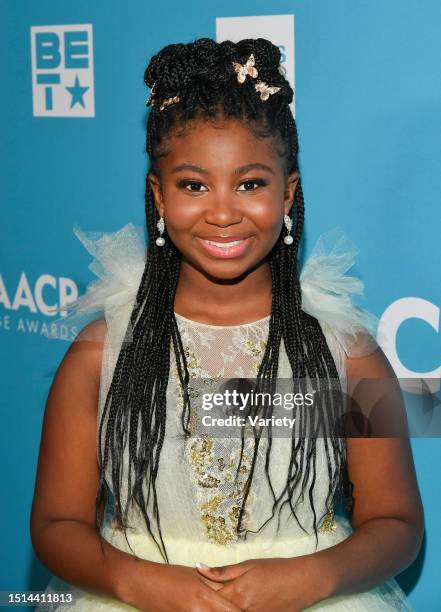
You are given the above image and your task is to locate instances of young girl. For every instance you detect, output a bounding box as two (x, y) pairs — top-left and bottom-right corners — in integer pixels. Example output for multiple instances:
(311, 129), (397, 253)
(31, 37), (424, 611)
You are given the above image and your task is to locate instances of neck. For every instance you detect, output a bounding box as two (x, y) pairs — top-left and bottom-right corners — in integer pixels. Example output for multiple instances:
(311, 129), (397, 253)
(173, 258), (273, 325)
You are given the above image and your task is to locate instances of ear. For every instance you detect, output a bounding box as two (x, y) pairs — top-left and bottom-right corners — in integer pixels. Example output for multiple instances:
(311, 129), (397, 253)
(284, 169), (300, 216)
(148, 170), (165, 217)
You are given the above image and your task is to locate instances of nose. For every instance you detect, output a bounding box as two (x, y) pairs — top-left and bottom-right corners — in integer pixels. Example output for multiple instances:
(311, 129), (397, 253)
(203, 189), (242, 227)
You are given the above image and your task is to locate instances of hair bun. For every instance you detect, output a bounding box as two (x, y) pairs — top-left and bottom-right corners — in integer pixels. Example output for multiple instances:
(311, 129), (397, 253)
(144, 39), (228, 101)
(144, 37), (289, 105)
(234, 38), (282, 73)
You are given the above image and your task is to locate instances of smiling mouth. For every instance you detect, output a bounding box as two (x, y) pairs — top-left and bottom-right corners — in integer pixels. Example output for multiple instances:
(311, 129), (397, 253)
(196, 236), (253, 258)
(206, 239), (242, 247)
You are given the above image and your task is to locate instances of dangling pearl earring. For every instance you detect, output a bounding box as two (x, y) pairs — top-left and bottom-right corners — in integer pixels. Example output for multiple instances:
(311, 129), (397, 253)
(156, 216), (165, 246)
(283, 213), (293, 245)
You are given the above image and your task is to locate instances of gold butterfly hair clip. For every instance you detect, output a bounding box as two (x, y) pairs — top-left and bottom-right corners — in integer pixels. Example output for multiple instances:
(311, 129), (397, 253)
(145, 82), (180, 111)
(254, 80), (281, 101)
(232, 53), (259, 83)
(232, 54), (282, 101)
(159, 95), (180, 111)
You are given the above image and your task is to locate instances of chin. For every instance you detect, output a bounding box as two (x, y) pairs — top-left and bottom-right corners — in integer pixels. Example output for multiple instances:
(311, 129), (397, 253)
(192, 256), (256, 282)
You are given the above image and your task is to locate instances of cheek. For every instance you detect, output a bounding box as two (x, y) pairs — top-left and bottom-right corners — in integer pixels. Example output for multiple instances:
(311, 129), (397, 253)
(161, 191), (200, 232)
(245, 196), (284, 237)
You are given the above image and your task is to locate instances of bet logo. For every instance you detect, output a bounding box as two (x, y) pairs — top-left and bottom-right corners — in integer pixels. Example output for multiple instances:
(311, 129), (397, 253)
(30, 24), (95, 117)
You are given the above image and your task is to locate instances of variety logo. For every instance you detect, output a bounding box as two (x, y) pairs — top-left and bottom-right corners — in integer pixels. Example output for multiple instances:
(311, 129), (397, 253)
(216, 14), (295, 116)
(30, 24), (95, 117)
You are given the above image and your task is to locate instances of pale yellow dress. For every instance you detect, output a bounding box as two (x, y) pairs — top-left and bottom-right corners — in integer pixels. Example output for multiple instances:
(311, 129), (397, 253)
(36, 223), (413, 611)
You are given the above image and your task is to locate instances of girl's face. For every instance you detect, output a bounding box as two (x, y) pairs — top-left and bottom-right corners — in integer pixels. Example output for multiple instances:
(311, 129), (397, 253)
(149, 117), (299, 281)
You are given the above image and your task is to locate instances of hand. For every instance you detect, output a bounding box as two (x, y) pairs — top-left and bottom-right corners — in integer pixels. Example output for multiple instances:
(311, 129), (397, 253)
(126, 561), (243, 612)
(195, 555), (331, 612)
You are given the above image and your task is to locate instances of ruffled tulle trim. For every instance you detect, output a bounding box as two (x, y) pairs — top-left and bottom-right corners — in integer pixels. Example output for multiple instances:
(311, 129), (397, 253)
(45, 223), (146, 355)
(299, 227), (383, 358)
(45, 222), (382, 358)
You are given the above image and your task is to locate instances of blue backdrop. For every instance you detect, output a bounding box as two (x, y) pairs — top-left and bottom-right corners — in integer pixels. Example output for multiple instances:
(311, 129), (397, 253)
(1, 1), (440, 609)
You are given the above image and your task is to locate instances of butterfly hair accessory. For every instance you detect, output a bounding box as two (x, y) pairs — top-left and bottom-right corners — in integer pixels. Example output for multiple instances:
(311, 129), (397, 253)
(232, 54), (282, 102)
(145, 52), (282, 110)
(145, 82), (180, 111)
(254, 80), (281, 101)
(159, 95), (180, 111)
(232, 53), (258, 83)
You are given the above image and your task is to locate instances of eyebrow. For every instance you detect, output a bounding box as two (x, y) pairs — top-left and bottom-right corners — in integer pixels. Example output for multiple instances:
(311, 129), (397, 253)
(170, 162), (275, 176)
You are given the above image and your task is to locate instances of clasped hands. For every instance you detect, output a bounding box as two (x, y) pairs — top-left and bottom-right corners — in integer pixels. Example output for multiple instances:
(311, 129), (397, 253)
(195, 554), (327, 612)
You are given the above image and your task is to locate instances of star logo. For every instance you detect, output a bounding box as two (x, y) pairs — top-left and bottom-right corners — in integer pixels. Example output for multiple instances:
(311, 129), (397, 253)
(65, 74), (89, 109)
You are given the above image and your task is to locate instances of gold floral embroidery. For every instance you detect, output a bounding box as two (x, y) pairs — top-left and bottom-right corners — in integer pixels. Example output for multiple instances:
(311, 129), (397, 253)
(243, 338), (267, 373)
(244, 338), (267, 358)
(173, 346), (211, 434)
(199, 474), (221, 488)
(171, 317), (268, 546)
(202, 514), (231, 545)
(184, 346), (199, 371)
(319, 509), (337, 533)
(202, 495), (222, 512)
(187, 436), (257, 545)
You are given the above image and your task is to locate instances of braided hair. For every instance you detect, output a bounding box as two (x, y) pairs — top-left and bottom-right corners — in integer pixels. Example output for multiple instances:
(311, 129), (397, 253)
(94, 37), (354, 563)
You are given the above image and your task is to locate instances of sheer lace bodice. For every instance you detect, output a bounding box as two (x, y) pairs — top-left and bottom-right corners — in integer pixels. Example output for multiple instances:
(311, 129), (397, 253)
(98, 311), (344, 557)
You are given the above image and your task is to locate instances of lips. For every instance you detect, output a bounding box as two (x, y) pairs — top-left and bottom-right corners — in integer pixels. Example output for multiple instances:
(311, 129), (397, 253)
(196, 235), (253, 259)
(199, 235), (253, 242)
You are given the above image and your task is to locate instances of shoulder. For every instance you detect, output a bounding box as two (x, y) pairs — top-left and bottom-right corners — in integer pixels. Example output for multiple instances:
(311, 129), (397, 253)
(345, 332), (397, 419)
(60, 317), (108, 392)
(345, 331), (394, 379)
(42, 317), (108, 434)
(75, 316), (108, 344)
(344, 333), (411, 440)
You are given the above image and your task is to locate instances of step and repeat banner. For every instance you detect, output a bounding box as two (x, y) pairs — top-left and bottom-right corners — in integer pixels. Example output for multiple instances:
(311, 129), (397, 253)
(1, 1), (440, 608)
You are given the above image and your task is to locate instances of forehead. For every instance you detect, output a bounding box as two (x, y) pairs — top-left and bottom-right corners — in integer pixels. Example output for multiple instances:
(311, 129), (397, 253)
(155, 117), (283, 174)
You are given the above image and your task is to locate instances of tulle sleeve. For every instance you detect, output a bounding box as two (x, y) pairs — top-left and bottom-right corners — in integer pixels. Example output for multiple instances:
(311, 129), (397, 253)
(299, 227), (383, 359)
(45, 222), (146, 356)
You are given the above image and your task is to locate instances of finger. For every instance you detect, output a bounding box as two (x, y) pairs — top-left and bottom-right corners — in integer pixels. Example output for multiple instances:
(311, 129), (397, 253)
(196, 562), (246, 582)
(213, 584), (243, 612)
(211, 589), (243, 612)
(199, 576), (224, 591)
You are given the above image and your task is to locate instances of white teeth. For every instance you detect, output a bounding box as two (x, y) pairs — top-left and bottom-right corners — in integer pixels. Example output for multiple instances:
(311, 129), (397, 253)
(206, 240), (242, 248)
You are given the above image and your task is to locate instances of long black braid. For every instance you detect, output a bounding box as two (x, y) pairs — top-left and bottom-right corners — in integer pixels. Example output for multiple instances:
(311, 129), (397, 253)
(93, 37), (354, 563)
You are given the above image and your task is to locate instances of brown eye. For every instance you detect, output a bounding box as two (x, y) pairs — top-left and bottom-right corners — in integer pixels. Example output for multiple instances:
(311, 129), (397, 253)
(237, 179), (267, 191)
(177, 180), (208, 192)
(187, 182), (202, 191)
